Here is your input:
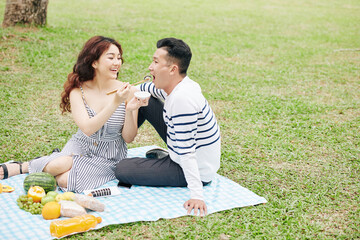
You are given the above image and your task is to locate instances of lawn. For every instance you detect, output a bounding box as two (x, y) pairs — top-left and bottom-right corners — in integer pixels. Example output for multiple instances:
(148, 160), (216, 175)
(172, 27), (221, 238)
(0, 0), (359, 239)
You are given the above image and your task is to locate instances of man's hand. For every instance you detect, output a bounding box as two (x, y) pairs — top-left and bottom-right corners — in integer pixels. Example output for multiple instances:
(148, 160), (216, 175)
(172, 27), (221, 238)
(183, 199), (207, 216)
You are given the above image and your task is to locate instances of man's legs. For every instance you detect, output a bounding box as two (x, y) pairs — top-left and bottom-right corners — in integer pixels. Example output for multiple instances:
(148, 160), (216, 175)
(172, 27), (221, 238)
(116, 96), (211, 187)
(115, 156), (187, 187)
(137, 96), (167, 143)
(115, 96), (186, 186)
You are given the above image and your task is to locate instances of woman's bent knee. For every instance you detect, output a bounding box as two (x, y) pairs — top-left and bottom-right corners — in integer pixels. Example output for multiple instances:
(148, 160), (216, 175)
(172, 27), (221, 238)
(44, 155), (73, 176)
(56, 173), (68, 188)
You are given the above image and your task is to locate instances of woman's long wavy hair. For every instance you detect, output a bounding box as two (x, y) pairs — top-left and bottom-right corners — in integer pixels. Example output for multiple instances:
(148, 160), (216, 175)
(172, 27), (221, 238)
(60, 36), (123, 114)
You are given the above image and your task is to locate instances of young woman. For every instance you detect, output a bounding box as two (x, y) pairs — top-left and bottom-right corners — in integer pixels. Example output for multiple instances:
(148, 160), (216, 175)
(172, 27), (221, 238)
(0, 36), (148, 193)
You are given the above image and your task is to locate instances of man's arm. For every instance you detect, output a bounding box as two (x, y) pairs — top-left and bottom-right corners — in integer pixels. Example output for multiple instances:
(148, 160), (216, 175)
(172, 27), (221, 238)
(179, 152), (207, 216)
(138, 82), (167, 101)
(168, 95), (207, 216)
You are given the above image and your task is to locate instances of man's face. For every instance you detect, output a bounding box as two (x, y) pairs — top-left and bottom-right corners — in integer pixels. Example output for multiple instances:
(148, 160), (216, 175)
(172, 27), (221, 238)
(148, 48), (172, 91)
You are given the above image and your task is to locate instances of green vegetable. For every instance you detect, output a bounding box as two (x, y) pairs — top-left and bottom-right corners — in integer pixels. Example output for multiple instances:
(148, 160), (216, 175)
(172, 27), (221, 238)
(23, 172), (57, 193)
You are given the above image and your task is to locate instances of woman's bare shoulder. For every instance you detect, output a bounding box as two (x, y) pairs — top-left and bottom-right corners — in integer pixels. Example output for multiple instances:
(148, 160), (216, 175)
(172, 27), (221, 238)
(69, 87), (82, 98)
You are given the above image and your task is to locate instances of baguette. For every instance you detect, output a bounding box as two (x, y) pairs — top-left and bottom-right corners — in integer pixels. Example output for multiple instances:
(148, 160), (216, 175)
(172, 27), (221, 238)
(74, 194), (105, 212)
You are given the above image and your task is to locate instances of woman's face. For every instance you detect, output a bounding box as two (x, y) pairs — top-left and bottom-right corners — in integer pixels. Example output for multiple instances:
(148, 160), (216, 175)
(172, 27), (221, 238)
(93, 44), (122, 80)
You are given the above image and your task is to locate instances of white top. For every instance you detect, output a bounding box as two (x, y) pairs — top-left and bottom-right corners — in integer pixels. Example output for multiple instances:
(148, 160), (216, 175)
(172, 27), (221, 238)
(139, 76), (221, 200)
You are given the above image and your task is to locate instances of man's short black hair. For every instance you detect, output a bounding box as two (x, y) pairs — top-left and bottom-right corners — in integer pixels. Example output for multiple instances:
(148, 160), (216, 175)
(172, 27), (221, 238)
(157, 38), (192, 75)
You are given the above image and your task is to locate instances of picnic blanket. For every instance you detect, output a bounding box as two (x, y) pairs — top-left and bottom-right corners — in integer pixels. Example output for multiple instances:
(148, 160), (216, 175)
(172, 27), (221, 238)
(0, 146), (267, 240)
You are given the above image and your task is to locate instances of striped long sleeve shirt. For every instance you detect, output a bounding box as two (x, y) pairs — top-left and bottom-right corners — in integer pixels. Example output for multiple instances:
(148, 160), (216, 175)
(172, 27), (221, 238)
(139, 76), (221, 200)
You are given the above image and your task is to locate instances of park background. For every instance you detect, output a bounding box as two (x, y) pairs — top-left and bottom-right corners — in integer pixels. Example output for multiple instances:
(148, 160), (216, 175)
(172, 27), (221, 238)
(0, 0), (359, 239)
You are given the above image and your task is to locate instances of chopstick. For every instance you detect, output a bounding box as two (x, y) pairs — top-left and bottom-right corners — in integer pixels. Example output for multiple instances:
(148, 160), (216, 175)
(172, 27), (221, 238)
(106, 89), (119, 95)
(106, 76), (151, 95)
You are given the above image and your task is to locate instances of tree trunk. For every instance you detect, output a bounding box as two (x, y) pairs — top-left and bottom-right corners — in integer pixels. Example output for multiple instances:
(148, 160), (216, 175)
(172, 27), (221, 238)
(2, 0), (49, 28)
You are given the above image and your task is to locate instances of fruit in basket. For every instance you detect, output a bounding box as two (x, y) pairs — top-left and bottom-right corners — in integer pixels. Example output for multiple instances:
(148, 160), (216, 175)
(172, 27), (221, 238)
(23, 172), (57, 193)
(28, 186), (46, 202)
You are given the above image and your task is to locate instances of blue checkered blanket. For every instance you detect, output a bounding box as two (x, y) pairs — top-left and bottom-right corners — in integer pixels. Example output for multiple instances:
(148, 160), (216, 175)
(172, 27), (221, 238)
(0, 146), (267, 239)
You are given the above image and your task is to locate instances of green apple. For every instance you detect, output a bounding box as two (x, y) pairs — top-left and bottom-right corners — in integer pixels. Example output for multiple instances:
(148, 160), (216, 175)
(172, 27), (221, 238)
(46, 191), (58, 198)
(41, 195), (55, 205)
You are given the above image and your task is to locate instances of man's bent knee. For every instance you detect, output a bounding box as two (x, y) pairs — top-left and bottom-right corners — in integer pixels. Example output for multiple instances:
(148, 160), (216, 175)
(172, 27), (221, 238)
(115, 160), (126, 181)
(115, 158), (137, 183)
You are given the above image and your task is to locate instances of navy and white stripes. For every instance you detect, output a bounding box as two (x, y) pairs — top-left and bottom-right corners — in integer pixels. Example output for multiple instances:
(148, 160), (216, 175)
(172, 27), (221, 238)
(138, 77), (221, 200)
(139, 82), (166, 100)
(139, 79), (220, 158)
(165, 100), (220, 156)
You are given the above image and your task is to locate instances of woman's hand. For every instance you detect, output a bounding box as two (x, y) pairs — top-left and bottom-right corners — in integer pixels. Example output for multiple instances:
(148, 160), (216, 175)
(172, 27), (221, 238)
(126, 92), (150, 112)
(114, 82), (131, 105)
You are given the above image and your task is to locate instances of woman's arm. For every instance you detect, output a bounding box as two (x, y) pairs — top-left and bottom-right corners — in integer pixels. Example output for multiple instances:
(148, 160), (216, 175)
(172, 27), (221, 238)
(122, 109), (138, 143)
(122, 87), (149, 143)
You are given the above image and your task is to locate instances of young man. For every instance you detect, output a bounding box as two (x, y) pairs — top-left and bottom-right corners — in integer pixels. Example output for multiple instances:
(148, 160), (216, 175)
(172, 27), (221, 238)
(115, 38), (221, 216)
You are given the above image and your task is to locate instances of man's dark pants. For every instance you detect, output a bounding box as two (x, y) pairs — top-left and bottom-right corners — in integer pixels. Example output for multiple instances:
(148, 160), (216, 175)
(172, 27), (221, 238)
(115, 97), (188, 187)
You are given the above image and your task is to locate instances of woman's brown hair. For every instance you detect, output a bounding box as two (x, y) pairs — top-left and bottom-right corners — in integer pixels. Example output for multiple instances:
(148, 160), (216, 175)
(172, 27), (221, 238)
(60, 36), (123, 114)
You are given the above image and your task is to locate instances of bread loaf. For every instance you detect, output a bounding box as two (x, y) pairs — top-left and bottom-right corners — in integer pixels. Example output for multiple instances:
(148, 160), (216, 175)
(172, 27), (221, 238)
(74, 194), (105, 212)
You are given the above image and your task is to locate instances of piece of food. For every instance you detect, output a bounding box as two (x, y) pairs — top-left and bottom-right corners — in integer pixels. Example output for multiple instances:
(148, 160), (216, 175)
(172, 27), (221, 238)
(28, 186), (46, 203)
(55, 192), (75, 202)
(1, 184), (15, 193)
(46, 191), (58, 198)
(42, 201), (61, 220)
(41, 195), (56, 205)
(74, 194), (105, 212)
(23, 172), (57, 193)
(17, 194), (43, 214)
(59, 200), (87, 217)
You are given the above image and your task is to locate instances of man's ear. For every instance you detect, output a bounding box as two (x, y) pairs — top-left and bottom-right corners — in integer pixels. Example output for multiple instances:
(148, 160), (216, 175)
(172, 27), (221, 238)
(170, 64), (178, 74)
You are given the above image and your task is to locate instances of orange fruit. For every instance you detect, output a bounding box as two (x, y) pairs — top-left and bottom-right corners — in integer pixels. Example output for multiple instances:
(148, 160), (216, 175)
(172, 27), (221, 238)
(42, 201), (61, 220)
(28, 186), (46, 202)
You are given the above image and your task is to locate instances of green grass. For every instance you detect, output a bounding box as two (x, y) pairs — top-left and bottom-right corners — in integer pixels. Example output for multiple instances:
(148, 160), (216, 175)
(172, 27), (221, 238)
(1, 0), (359, 239)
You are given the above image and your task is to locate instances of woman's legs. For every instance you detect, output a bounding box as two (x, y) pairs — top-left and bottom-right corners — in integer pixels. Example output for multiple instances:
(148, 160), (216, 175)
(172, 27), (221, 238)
(0, 162), (29, 180)
(1, 155), (73, 189)
(43, 155), (73, 188)
(43, 155), (73, 176)
(55, 171), (70, 188)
